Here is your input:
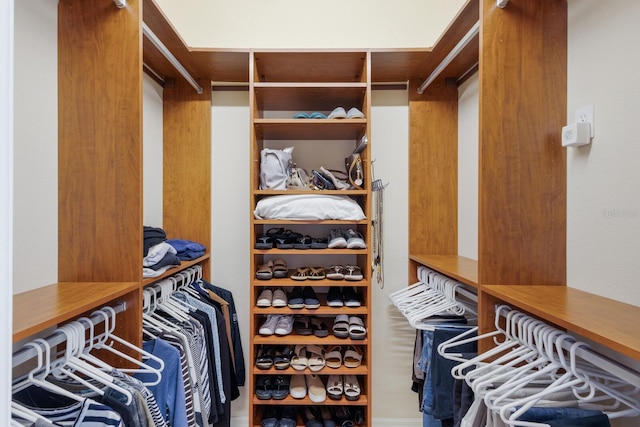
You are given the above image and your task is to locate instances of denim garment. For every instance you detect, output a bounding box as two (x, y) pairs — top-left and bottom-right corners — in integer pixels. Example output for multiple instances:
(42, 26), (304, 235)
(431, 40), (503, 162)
(518, 407), (607, 424)
(431, 327), (477, 420)
(418, 330), (436, 415)
(548, 414), (611, 427)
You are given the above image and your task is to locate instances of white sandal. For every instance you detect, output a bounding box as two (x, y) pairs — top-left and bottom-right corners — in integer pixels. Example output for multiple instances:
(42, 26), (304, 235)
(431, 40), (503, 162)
(306, 344), (326, 372)
(290, 344), (308, 371)
(343, 374), (361, 401)
(326, 374), (343, 400)
(348, 316), (367, 340)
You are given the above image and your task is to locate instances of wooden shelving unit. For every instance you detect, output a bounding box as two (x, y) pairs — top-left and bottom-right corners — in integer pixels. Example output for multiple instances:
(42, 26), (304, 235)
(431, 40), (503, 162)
(249, 49), (372, 426)
(408, 0), (640, 365)
(14, 0), (211, 368)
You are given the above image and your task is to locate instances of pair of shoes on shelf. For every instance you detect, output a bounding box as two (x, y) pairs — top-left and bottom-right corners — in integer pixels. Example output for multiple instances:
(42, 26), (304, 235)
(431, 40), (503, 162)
(288, 287), (320, 309)
(260, 405), (297, 427)
(257, 287), (288, 307)
(327, 229), (366, 250)
(255, 345), (294, 370)
(326, 265), (363, 282)
(290, 374), (326, 402)
(324, 345), (363, 369)
(293, 111), (327, 119)
(332, 315), (366, 340)
(255, 375), (290, 400)
(326, 286), (361, 306)
(259, 314), (294, 336)
(290, 267), (325, 281)
(256, 259), (288, 280)
(290, 344), (326, 371)
(326, 374), (361, 401)
(300, 406), (338, 427)
(327, 106), (365, 119)
(293, 316), (329, 337)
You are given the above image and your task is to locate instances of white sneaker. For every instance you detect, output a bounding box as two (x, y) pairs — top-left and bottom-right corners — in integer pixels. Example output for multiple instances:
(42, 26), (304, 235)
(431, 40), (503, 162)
(256, 289), (273, 307)
(327, 106), (347, 119)
(328, 229), (347, 249)
(275, 314), (294, 336)
(271, 288), (288, 307)
(345, 229), (366, 249)
(259, 314), (279, 335)
(346, 107), (365, 119)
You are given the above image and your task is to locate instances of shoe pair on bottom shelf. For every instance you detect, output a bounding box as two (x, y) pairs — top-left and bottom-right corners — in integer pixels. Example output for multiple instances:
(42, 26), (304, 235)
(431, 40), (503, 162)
(260, 405), (296, 427)
(300, 405), (364, 427)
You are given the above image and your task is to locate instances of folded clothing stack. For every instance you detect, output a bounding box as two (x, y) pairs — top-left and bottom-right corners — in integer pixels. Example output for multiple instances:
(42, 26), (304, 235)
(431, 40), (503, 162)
(166, 238), (206, 260)
(143, 241), (181, 278)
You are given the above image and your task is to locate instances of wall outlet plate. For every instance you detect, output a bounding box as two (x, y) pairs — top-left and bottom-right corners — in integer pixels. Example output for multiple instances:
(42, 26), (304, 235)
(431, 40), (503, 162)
(575, 104), (594, 138)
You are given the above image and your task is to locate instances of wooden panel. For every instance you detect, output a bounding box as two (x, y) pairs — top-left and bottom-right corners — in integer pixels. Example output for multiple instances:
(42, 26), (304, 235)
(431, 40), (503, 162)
(408, 81), (459, 256)
(478, 0), (567, 285)
(482, 285), (640, 361)
(58, 0), (143, 282)
(13, 282), (139, 342)
(163, 78), (212, 277)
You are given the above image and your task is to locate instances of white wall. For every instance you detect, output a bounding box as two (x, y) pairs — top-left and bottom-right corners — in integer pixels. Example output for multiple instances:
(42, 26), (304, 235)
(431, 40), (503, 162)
(457, 75), (479, 260)
(12, 0), (57, 293)
(567, 0), (640, 307)
(155, 0), (466, 50)
(1, 0), (14, 422)
(143, 77), (164, 227)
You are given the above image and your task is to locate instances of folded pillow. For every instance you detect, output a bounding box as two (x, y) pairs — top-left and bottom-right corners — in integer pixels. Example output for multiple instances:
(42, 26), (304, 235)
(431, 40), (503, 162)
(254, 194), (366, 221)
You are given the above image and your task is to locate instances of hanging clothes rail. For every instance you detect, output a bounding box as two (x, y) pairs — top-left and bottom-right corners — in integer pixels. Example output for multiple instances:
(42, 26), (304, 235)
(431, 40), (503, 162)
(389, 266), (478, 329)
(417, 21), (479, 94)
(142, 22), (204, 95)
(12, 301), (126, 369)
(438, 305), (640, 426)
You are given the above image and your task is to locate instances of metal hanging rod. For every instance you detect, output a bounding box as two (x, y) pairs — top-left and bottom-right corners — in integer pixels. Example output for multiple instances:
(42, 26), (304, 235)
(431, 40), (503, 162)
(417, 21), (479, 94)
(142, 22), (203, 95)
(11, 301), (127, 369)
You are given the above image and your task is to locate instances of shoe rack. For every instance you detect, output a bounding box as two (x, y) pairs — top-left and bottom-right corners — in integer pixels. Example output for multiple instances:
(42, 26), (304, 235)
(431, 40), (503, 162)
(249, 50), (372, 427)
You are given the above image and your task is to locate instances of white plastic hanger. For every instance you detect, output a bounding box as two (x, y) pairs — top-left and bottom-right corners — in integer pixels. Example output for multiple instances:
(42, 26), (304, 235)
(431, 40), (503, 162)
(16, 338), (83, 402)
(92, 307), (164, 385)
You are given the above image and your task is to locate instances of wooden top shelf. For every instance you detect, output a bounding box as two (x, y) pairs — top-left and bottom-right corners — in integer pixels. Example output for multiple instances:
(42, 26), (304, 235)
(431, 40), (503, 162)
(482, 285), (640, 361)
(13, 281), (139, 342)
(409, 254), (478, 288)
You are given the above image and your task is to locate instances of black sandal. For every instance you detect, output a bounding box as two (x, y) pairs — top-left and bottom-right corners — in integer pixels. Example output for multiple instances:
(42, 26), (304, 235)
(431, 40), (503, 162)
(273, 346), (293, 370)
(255, 345), (275, 369)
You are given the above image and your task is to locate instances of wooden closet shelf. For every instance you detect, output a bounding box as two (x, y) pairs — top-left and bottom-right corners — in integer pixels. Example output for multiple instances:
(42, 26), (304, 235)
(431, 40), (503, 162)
(252, 394), (369, 406)
(254, 120), (366, 140)
(13, 281), (139, 342)
(254, 218), (369, 225)
(482, 285), (640, 361)
(254, 306), (369, 316)
(141, 254), (210, 286)
(409, 254), (478, 287)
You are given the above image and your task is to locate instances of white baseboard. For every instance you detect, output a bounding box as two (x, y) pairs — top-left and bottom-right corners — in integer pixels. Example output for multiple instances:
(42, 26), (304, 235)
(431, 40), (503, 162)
(373, 418), (423, 427)
(231, 415), (422, 427)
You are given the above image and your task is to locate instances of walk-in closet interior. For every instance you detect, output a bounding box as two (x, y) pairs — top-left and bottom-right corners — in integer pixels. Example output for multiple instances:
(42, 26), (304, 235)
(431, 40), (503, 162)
(8, 0), (640, 426)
